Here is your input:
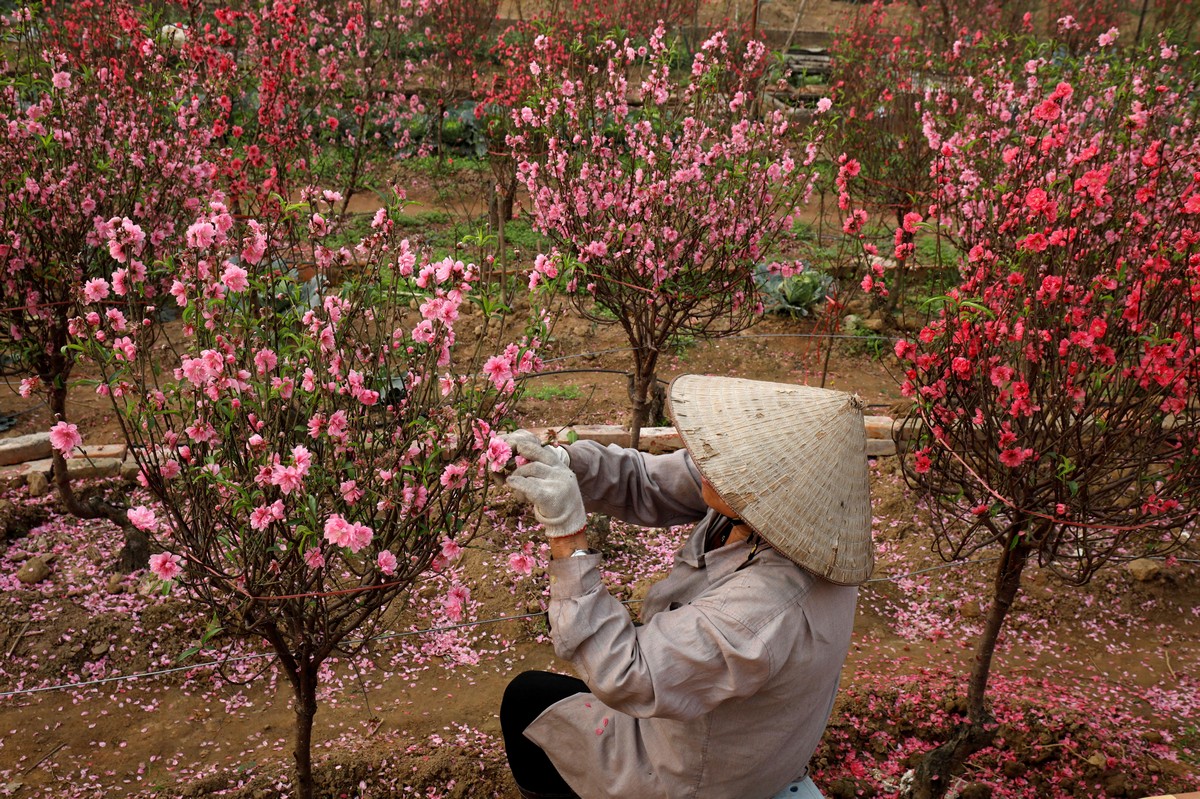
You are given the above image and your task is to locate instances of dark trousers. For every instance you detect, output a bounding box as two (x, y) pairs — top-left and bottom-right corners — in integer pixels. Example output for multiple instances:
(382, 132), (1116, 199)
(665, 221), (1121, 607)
(501, 670), (589, 799)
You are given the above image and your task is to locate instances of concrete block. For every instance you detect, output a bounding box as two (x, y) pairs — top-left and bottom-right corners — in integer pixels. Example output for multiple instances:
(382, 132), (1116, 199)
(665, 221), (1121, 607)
(640, 427), (683, 454)
(120, 456), (141, 480)
(22, 458), (53, 475)
(0, 433), (52, 467)
(79, 443), (127, 461)
(561, 425), (630, 447)
(524, 428), (568, 446)
(893, 417), (923, 443)
(528, 425), (677, 452)
(863, 415), (895, 440)
(533, 419), (904, 456)
(63, 457), (123, 480)
(865, 438), (897, 457)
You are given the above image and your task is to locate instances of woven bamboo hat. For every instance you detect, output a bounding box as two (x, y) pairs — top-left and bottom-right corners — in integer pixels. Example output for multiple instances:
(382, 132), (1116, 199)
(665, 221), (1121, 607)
(667, 375), (874, 585)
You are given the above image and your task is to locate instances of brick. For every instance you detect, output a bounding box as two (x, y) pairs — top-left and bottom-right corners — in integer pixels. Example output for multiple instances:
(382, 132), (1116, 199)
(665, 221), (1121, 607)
(0, 433), (52, 467)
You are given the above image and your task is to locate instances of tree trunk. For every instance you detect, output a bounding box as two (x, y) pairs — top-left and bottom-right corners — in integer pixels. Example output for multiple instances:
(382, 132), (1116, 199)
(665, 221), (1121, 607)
(488, 183), (500, 234)
(435, 98), (447, 163)
(293, 659), (320, 799)
(501, 180), (516, 223)
(45, 383), (147, 571)
(627, 351), (661, 451)
(906, 541), (1030, 798)
(487, 155), (517, 227)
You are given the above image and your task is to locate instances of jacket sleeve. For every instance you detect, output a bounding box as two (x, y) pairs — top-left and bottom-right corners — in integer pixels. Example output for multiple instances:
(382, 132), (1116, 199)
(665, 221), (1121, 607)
(565, 441), (708, 528)
(545, 555), (779, 721)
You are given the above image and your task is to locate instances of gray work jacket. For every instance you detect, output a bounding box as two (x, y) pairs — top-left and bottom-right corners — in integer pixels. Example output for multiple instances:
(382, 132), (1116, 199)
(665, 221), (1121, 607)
(524, 441), (858, 799)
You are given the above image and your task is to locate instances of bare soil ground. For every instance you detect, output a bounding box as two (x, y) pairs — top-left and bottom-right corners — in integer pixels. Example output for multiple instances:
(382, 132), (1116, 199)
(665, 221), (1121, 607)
(0, 306), (1197, 798)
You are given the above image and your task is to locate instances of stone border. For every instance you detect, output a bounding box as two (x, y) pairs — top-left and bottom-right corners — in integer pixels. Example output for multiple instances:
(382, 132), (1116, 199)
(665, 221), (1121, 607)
(528, 415), (915, 457)
(0, 439), (137, 495)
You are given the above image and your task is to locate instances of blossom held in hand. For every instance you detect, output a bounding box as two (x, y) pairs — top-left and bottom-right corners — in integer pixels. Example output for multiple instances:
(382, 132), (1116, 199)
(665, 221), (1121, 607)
(484, 437), (513, 473)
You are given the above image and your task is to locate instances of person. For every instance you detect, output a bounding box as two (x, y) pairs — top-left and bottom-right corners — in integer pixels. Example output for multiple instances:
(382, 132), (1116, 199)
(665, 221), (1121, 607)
(498, 375), (874, 799)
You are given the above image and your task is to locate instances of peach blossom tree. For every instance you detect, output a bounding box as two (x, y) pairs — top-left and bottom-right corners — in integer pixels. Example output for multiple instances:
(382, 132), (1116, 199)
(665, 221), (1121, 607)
(895, 35), (1200, 798)
(72, 193), (542, 798)
(0, 2), (213, 566)
(511, 27), (827, 446)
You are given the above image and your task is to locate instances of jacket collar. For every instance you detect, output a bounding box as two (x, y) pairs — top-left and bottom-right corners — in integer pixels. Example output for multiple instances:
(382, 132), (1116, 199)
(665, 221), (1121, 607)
(680, 511), (760, 583)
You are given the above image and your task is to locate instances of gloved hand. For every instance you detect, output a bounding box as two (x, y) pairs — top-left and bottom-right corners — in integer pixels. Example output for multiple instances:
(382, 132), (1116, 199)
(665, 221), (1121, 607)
(501, 429), (570, 468)
(505, 433), (585, 538)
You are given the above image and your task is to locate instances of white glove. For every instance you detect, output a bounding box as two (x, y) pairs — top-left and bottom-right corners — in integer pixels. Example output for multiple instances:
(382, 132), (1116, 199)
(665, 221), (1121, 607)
(502, 429), (570, 468)
(505, 434), (585, 538)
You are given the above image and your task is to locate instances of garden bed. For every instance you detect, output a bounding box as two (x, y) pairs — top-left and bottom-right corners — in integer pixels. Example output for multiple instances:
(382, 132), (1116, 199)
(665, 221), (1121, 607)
(0, 312), (1197, 798)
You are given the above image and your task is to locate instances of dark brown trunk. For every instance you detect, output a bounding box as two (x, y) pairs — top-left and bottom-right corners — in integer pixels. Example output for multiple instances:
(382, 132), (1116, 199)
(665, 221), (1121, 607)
(435, 98), (446, 162)
(488, 184), (500, 233)
(907, 540), (1030, 798)
(626, 352), (660, 451)
(629, 384), (649, 451)
(293, 660), (319, 799)
(497, 208), (509, 306)
(501, 182), (515, 222)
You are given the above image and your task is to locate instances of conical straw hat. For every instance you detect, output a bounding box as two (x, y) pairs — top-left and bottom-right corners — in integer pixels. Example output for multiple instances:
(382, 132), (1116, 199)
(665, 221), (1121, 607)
(667, 375), (874, 585)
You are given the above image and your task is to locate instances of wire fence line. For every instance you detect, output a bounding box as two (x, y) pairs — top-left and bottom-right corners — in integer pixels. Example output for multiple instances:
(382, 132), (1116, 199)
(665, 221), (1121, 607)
(0, 554), (1024, 702)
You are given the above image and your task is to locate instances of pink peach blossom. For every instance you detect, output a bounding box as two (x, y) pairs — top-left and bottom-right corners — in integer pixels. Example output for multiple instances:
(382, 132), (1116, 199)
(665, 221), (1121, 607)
(127, 505), (158, 530)
(48, 421), (82, 454)
(149, 552), (182, 581)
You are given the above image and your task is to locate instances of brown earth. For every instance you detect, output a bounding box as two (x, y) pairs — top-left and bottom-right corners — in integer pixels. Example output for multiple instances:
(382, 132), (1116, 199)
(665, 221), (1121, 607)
(1, 306), (1197, 797)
